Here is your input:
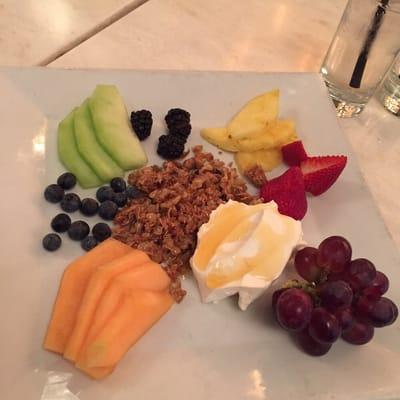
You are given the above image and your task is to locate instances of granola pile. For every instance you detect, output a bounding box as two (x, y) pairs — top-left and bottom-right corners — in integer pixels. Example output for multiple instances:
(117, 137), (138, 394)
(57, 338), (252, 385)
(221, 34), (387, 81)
(113, 146), (259, 301)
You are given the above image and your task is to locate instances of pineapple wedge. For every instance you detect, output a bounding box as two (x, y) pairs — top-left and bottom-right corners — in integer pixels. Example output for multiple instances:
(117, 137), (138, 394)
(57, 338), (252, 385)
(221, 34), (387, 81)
(235, 120), (297, 152)
(234, 148), (283, 173)
(200, 127), (239, 152)
(227, 90), (279, 139)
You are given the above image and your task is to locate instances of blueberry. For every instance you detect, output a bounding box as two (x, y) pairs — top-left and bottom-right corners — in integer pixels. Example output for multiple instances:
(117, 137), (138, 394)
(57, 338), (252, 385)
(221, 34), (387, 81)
(60, 193), (81, 213)
(51, 213), (71, 233)
(96, 186), (115, 202)
(81, 235), (98, 251)
(44, 184), (64, 203)
(80, 198), (99, 216)
(57, 172), (77, 190)
(68, 220), (90, 241)
(110, 177), (127, 193)
(126, 185), (146, 199)
(42, 233), (62, 251)
(98, 200), (118, 220)
(114, 191), (127, 207)
(92, 222), (112, 242)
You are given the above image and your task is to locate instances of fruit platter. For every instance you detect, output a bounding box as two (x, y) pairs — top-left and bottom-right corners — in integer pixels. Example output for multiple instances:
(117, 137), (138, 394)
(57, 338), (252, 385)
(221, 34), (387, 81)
(0, 68), (399, 400)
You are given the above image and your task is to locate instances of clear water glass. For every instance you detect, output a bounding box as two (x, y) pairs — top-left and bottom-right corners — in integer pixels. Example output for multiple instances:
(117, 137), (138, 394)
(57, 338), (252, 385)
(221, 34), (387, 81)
(377, 56), (400, 116)
(321, 0), (400, 118)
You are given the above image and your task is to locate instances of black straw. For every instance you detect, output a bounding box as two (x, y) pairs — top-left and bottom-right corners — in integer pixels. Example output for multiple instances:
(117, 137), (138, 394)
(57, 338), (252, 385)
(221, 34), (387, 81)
(349, 0), (389, 88)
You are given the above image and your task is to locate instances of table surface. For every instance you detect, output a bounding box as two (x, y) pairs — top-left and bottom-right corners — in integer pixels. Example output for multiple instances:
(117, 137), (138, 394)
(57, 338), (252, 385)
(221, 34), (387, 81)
(2, 0), (399, 250)
(0, 0), (147, 66)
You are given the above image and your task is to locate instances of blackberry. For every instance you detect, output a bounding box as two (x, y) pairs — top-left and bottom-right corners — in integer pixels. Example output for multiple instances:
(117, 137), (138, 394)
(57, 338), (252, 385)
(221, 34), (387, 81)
(165, 108), (190, 127)
(169, 122), (191, 140)
(157, 134), (185, 160)
(130, 110), (153, 141)
(165, 108), (191, 140)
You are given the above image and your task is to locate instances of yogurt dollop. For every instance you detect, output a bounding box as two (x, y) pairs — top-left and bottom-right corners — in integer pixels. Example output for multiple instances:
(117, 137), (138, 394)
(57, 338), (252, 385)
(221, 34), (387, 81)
(191, 200), (303, 310)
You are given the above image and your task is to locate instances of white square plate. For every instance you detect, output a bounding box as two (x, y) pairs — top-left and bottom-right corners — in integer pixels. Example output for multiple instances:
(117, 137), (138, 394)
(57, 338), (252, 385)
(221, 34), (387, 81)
(0, 68), (399, 400)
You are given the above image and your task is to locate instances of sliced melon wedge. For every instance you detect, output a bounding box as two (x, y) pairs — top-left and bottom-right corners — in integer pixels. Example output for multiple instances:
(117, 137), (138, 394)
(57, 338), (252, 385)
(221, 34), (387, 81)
(74, 99), (124, 182)
(89, 85), (147, 170)
(57, 109), (102, 188)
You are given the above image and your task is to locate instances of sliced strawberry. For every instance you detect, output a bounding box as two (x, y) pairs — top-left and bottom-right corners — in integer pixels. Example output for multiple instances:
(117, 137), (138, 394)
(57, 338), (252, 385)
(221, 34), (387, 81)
(301, 156), (347, 196)
(281, 140), (308, 166)
(259, 167), (307, 220)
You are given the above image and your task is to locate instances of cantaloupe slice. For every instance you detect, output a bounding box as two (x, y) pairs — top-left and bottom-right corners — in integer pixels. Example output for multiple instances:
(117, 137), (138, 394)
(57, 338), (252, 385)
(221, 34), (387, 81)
(44, 238), (132, 354)
(63, 249), (150, 362)
(114, 261), (171, 292)
(83, 262), (170, 345)
(76, 261), (171, 364)
(77, 365), (115, 380)
(82, 289), (174, 369)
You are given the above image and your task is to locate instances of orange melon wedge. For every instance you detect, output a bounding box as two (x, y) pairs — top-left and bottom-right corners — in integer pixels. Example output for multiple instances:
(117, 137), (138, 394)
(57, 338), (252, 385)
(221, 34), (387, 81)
(76, 262), (173, 378)
(63, 249), (150, 362)
(43, 238), (132, 354)
(76, 365), (115, 380)
(82, 289), (174, 369)
(79, 261), (171, 351)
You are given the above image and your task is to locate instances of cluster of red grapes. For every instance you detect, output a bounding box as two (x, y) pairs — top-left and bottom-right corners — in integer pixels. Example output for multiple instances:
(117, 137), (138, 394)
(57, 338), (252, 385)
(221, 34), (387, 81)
(273, 236), (398, 356)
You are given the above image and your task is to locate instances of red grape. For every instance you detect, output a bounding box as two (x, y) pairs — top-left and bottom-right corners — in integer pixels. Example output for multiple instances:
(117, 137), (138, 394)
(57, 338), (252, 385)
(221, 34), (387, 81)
(368, 297), (398, 328)
(294, 247), (323, 282)
(362, 286), (382, 301)
(327, 271), (346, 282)
(354, 295), (374, 319)
(319, 280), (353, 311)
(272, 236), (395, 357)
(297, 329), (332, 356)
(334, 307), (353, 331)
(347, 258), (376, 291)
(308, 307), (341, 344)
(272, 288), (287, 313)
(342, 319), (374, 345)
(363, 271), (389, 298)
(317, 236), (352, 273)
(276, 288), (313, 332)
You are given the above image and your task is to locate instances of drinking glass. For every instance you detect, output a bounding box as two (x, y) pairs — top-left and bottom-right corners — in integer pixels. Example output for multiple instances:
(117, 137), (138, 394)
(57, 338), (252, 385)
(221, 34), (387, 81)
(377, 55), (400, 116)
(321, 0), (400, 118)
